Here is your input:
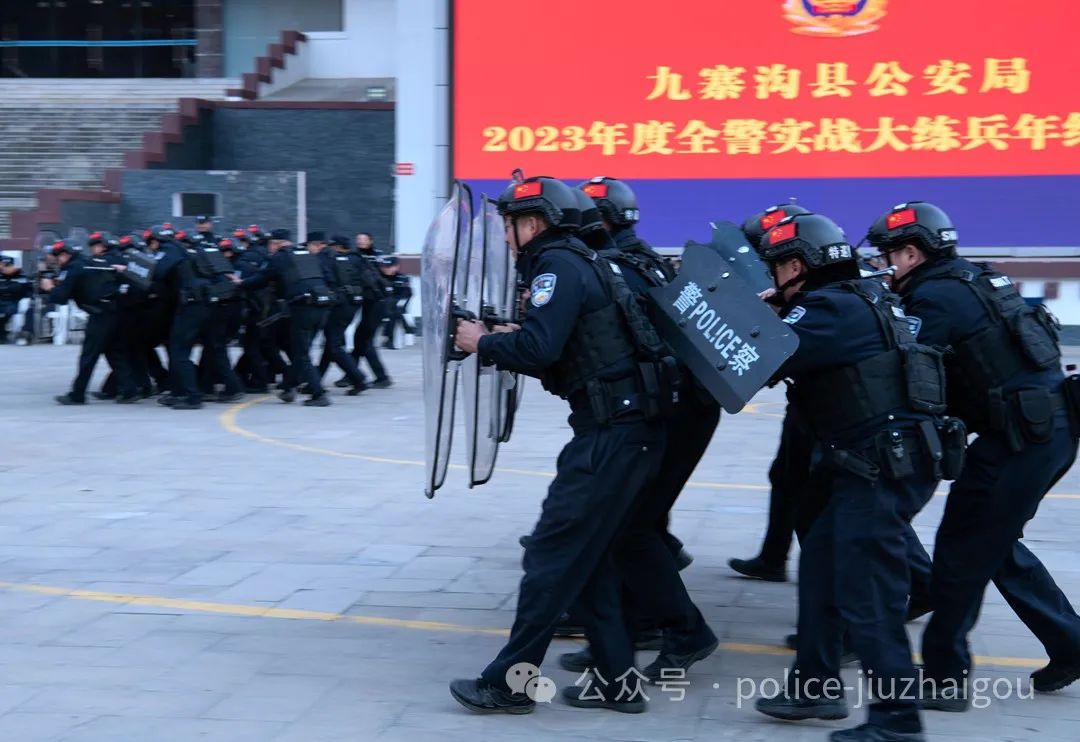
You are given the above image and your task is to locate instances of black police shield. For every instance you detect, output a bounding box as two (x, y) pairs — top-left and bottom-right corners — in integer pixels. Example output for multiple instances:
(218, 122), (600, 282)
(119, 248), (156, 292)
(461, 196), (520, 487)
(422, 181), (473, 498)
(649, 242), (799, 413)
(694, 220), (774, 294)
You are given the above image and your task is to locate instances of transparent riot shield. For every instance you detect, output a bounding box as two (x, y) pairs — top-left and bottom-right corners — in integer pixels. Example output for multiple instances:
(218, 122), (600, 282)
(461, 195), (517, 487)
(422, 181), (473, 498)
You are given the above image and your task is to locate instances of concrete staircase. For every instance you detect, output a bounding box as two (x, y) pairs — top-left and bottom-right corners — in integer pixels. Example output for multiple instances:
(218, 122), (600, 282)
(0, 79), (237, 238)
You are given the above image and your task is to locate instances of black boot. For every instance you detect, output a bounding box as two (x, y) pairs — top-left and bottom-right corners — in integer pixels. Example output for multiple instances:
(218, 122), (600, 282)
(449, 678), (534, 715)
(728, 556), (787, 582)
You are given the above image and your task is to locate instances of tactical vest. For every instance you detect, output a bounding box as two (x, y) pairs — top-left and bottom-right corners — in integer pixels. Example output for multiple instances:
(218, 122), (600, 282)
(284, 250), (333, 305)
(790, 279), (946, 440)
(333, 255), (365, 305)
(192, 245), (237, 303)
(120, 248), (157, 294)
(535, 240), (673, 418)
(916, 261), (1061, 430)
(0, 275), (29, 302)
(79, 257), (120, 306)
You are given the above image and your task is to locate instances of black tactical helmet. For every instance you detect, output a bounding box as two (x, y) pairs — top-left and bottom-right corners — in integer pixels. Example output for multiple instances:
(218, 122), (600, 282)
(123, 233), (147, 250)
(760, 214), (856, 270)
(87, 231), (109, 248)
(570, 188), (604, 236)
(143, 224), (175, 243)
(743, 204), (812, 250)
(866, 201), (958, 255)
(578, 176), (639, 226)
(51, 239), (75, 256)
(497, 176), (579, 229)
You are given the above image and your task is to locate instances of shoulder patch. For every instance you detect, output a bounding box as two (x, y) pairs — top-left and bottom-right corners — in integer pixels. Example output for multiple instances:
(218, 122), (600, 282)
(782, 305), (806, 325)
(989, 275), (1012, 289)
(906, 316), (923, 339)
(530, 273), (557, 307)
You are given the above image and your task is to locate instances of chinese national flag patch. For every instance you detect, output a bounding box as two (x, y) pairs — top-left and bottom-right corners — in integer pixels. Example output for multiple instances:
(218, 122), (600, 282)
(514, 182), (543, 199)
(582, 183), (608, 198)
(887, 208), (917, 229)
(760, 210), (785, 230)
(769, 222), (797, 244)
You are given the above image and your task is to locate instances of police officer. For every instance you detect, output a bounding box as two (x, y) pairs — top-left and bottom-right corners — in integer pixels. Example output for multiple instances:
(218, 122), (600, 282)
(194, 215), (217, 244)
(317, 235), (368, 394)
(449, 177), (667, 715)
(0, 254), (32, 344)
(867, 202), (1080, 703)
(554, 179), (719, 683)
(347, 231), (392, 388)
(46, 239), (138, 405)
(574, 178), (693, 568)
(196, 237), (245, 402)
(728, 204), (812, 582)
(232, 228), (273, 393)
(156, 230), (241, 409)
(754, 214), (946, 742)
(378, 256), (414, 349)
(241, 230), (334, 406)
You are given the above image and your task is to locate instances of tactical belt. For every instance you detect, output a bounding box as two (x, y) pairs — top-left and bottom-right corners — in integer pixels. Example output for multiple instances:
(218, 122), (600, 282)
(988, 386), (1069, 452)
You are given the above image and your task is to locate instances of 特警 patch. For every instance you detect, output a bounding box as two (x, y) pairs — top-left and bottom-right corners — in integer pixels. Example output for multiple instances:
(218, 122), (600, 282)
(530, 273), (557, 307)
(782, 306), (806, 325)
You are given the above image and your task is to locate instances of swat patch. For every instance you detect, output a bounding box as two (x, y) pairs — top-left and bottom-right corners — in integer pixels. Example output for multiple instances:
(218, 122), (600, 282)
(906, 316), (923, 339)
(530, 273), (557, 307)
(783, 306), (806, 325)
(990, 275), (1012, 289)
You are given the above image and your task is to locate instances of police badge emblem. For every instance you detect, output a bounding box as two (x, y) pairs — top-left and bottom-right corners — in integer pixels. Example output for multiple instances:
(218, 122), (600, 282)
(530, 273), (557, 307)
(783, 0), (888, 37)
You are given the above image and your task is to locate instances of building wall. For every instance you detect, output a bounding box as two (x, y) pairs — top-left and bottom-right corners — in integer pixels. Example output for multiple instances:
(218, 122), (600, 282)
(223, 0), (347, 78)
(305, 0), (396, 79)
(210, 107), (395, 246)
(119, 170), (303, 237)
(223, 0), (393, 79)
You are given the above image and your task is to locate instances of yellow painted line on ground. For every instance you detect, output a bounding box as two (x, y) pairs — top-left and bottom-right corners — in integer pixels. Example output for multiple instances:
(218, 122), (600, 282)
(218, 398), (1080, 501)
(0, 581), (1046, 670)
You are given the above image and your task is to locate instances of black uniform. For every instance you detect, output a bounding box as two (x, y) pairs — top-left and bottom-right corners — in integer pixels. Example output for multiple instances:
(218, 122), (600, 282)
(898, 257), (1080, 688)
(468, 229), (666, 700)
(232, 245), (274, 392)
(49, 254), (136, 402)
(770, 276), (943, 735)
(592, 225), (719, 669)
(381, 271), (414, 348)
(158, 240), (242, 407)
(317, 249), (368, 390)
(0, 264), (31, 343)
(242, 246), (334, 400)
(350, 249), (391, 384)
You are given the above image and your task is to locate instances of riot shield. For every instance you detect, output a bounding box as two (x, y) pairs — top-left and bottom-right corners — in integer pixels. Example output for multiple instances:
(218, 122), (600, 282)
(422, 181), (473, 498)
(120, 248), (156, 292)
(30, 230), (62, 342)
(698, 220), (774, 294)
(461, 196), (518, 487)
(649, 242), (799, 413)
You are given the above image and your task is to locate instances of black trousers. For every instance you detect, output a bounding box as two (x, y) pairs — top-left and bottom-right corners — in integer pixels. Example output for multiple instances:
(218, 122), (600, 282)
(284, 304), (328, 396)
(0, 300), (15, 342)
(923, 413), (1080, 681)
(70, 309), (134, 401)
(794, 434), (938, 733)
(614, 399), (720, 648)
(167, 302), (218, 403)
(318, 303), (367, 388)
(199, 303), (244, 395)
(351, 300), (388, 382)
(761, 406), (934, 611)
(237, 315), (271, 390)
(481, 417), (665, 692)
(760, 405), (814, 565)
